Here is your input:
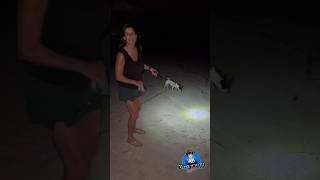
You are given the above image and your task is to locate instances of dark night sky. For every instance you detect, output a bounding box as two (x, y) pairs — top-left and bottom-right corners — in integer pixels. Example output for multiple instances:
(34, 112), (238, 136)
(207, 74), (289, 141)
(111, 2), (210, 64)
(212, 3), (320, 26)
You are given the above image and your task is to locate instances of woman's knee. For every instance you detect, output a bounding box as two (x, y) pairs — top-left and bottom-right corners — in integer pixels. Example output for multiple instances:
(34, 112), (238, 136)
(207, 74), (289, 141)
(135, 97), (141, 112)
(129, 109), (140, 119)
(129, 112), (139, 120)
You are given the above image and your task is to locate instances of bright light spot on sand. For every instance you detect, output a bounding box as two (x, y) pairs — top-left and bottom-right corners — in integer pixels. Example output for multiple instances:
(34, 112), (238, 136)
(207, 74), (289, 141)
(185, 109), (209, 121)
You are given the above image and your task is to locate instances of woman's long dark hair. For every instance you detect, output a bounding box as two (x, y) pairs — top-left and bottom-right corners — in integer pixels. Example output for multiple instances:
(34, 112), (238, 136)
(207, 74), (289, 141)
(118, 23), (141, 50)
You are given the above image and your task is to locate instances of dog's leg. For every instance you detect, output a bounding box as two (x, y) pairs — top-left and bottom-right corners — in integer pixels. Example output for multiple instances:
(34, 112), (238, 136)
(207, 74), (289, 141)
(166, 84), (171, 90)
(164, 81), (168, 90)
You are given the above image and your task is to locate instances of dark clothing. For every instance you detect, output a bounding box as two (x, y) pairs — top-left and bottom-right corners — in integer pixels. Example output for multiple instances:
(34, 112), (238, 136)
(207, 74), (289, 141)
(117, 85), (143, 102)
(23, 74), (102, 130)
(117, 46), (144, 89)
(21, 0), (109, 129)
(22, 0), (108, 88)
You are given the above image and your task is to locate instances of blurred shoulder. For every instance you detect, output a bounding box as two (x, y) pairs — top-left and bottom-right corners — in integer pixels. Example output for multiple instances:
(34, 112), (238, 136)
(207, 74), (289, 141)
(116, 51), (125, 60)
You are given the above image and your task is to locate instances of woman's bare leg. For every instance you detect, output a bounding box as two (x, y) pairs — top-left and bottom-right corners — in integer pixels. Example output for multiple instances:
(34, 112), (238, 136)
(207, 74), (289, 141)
(134, 96), (141, 114)
(77, 110), (100, 162)
(126, 100), (137, 138)
(125, 98), (142, 146)
(51, 110), (100, 180)
(52, 122), (91, 180)
(132, 96), (145, 134)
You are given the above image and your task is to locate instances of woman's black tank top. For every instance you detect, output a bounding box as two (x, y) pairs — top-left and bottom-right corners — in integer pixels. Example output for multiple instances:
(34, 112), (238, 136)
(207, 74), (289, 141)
(117, 46), (144, 89)
(22, 0), (109, 88)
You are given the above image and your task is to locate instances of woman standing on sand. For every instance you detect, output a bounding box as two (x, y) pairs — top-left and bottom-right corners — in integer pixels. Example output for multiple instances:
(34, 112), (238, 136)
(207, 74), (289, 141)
(115, 24), (158, 147)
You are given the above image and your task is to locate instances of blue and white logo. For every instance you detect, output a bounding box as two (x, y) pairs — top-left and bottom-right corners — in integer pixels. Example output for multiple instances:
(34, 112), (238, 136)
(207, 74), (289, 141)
(177, 150), (206, 173)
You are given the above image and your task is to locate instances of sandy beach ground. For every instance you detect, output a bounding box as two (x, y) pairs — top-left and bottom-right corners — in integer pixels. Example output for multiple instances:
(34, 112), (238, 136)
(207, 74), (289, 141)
(110, 58), (211, 180)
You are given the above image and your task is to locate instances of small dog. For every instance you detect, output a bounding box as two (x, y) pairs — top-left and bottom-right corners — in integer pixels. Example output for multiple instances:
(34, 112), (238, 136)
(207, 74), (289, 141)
(164, 78), (183, 91)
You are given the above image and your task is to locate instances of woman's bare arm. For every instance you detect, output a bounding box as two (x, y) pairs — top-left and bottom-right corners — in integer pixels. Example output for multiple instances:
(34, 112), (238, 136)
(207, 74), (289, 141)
(144, 64), (158, 77)
(115, 52), (138, 86)
(144, 64), (151, 71)
(16, 0), (87, 73)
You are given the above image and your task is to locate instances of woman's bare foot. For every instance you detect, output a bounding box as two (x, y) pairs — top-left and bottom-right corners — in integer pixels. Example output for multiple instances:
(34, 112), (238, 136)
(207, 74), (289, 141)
(127, 136), (143, 147)
(134, 128), (146, 134)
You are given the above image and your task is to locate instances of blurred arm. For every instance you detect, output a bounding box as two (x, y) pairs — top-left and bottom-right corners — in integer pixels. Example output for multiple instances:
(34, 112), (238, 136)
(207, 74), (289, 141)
(144, 64), (150, 71)
(16, 0), (87, 73)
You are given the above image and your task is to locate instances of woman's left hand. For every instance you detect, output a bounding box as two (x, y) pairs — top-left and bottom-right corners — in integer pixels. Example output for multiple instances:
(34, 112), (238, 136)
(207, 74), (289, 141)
(149, 67), (158, 77)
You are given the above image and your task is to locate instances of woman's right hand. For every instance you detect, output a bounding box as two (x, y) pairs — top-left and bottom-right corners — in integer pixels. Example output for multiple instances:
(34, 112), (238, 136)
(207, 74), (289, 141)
(135, 80), (144, 92)
(78, 60), (106, 87)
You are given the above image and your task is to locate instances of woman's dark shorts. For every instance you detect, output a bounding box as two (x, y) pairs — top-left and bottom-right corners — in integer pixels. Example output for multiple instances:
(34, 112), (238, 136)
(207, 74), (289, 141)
(117, 85), (143, 102)
(23, 74), (103, 130)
